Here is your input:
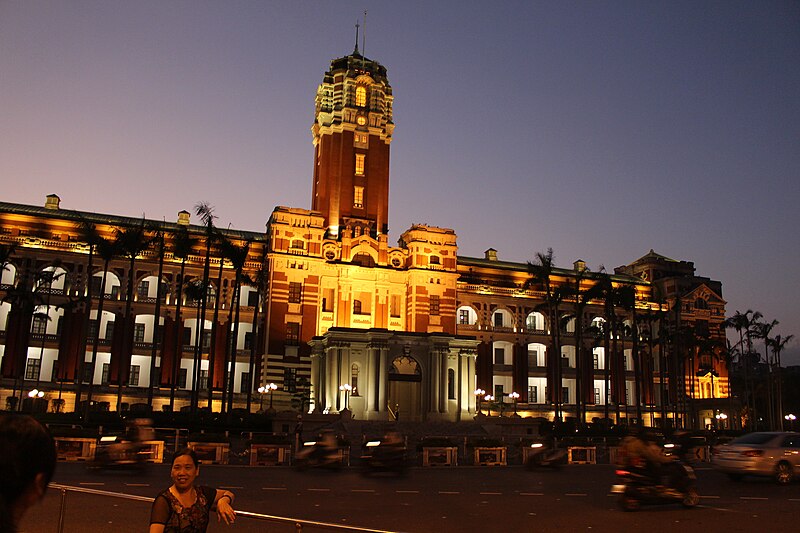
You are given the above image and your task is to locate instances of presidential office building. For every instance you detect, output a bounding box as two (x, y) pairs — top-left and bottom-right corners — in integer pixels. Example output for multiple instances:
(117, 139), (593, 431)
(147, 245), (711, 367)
(0, 46), (729, 429)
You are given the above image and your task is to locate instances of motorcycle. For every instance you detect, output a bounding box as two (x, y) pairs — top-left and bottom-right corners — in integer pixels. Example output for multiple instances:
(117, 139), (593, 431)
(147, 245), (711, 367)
(525, 442), (567, 470)
(361, 438), (407, 476)
(612, 460), (699, 511)
(87, 435), (150, 471)
(293, 438), (343, 471)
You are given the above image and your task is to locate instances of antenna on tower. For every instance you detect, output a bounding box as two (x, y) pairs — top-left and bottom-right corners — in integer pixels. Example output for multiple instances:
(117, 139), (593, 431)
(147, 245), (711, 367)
(354, 19), (360, 55)
(362, 10), (367, 57)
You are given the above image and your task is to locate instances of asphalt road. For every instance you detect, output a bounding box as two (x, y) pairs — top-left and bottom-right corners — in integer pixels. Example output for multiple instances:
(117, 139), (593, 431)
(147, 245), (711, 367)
(18, 462), (800, 533)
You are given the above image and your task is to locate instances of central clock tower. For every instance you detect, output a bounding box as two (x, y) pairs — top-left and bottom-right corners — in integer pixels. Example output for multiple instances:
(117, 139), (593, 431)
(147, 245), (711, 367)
(311, 46), (394, 238)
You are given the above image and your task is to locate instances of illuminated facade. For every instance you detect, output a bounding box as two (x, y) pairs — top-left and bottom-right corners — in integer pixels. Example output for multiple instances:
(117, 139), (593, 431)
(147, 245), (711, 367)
(0, 48), (728, 428)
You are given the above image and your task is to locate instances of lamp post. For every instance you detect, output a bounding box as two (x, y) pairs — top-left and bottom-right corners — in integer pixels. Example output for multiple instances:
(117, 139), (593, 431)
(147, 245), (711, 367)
(339, 383), (352, 411)
(715, 412), (728, 430)
(509, 391), (520, 417)
(484, 394), (495, 417)
(473, 388), (485, 415)
(785, 413), (796, 431)
(258, 383), (278, 412)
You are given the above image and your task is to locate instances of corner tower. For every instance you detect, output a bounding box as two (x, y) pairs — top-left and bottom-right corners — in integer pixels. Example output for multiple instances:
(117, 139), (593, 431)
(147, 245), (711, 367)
(311, 47), (394, 239)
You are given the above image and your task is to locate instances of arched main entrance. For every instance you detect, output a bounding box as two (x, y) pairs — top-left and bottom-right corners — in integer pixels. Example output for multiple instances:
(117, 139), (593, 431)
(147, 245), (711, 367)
(388, 355), (422, 421)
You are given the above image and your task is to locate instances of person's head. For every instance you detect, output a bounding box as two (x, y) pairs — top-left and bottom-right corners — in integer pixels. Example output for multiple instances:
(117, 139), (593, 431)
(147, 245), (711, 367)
(170, 448), (200, 491)
(0, 414), (57, 532)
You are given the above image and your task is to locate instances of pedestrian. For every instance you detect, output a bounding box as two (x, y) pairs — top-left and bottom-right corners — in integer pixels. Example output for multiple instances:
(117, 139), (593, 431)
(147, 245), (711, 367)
(0, 413), (57, 533)
(149, 448), (236, 533)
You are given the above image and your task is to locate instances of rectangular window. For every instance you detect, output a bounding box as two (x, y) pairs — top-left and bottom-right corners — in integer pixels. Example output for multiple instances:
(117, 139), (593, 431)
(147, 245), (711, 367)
(284, 368), (297, 393)
(353, 185), (364, 208)
(355, 153), (365, 176)
(247, 291), (259, 307)
(137, 280), (150, 299)
(88, 319), (99, 339)
(134, 323), (145, 343)
(354, 132), (368, 145)
(198, 369), (208, 390)
(183, 327), (192, 346)
(448, 369), (456, 400)
(493, 312), (503, 327)
(429, 295), (440, 316)
(24, 358), (41, 380)
(527, 349), (538, 368)
(562, 387), (569, 405)
(244, 331), (254, 350)
(129, 365), (140, 387)
(593, 352), (600, 369)
(154, 325), (163, 345)
(240, 372), (251, 394)
(90, 276), (102, 295)
(594, 387), (601, 405)
(101, 363), (110, 385)
(390, 295), (402, 318)
(529, 385), (538, 404)
(178, 368), (188, 389)
(286, 322), (300, 346)
(494, 384), (504, 399)
(288, 282), (302, 304)
(459, 309), (470, 325)
(82, 363), (93, 384)
(322, 288), (335, 312)
(105, 321), (115, 341)
(494, 347), (505, 365)
(31, 316), (47, 335)
(202, 330), (211, 349)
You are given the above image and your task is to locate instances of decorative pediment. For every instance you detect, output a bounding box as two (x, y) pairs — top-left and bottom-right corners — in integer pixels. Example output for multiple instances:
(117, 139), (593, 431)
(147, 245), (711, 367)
(684, 283), (725, 305)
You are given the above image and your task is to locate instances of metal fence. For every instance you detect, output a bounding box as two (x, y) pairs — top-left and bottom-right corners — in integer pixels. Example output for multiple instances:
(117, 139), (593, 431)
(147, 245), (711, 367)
(50, 483), (397, 533)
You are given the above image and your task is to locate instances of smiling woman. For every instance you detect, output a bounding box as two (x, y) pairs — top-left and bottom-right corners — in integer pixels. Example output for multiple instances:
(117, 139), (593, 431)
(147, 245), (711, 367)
(149, 448), (236, 533)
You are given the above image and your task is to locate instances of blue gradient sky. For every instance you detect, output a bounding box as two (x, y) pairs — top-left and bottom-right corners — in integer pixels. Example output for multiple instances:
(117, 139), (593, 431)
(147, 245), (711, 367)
(2, 2), (798, 362)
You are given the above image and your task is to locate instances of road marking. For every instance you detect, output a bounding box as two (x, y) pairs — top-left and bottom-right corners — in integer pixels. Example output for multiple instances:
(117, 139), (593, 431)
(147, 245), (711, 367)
(125, 483), (150, 487)
(262, 487), (287, 491)
(438, 491), (460, 495)
(396, 490), (419, 494)
(308, 488), (331, 492)
(520, 492), (544, 496)
(740, 497), (768, 500)
(700, 495), (720, 499)
(352, 489), (375, 493)
(79, 482), (105, 486)
(789, 499), (800, 502)
(479, 492), (502, 495)
(219, 486), (243, 489)
(565, 493), (587, 497)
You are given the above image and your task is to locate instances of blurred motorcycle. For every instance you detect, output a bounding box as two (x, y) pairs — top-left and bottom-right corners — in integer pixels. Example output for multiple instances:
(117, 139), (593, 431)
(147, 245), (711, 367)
(87, 435), (149, 471)
(293, 432), (343, 471)
(361, 433), (407, 476)
(612, 444), (699, 511)
(525, 442), (566, 470)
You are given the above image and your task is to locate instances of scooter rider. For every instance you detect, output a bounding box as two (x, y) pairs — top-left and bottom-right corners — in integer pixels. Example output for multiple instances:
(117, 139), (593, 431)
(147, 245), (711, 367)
(619, 426), (674, 484)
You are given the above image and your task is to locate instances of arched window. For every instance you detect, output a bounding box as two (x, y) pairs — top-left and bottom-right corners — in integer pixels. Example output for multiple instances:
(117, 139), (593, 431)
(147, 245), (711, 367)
(355, 86), (367, 107)
(353, 299), (363, 315)
(695, 298), (709, 310)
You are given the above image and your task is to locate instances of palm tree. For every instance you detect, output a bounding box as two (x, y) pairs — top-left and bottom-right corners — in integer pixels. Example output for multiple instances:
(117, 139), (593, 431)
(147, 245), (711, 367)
(146, 228), (166, 408)
(207, 230), (230, 410)
(769, 334), (794, 429)
(167, 228), (198, 410)
(525, 248), (564, 422)
(84, 234), (120, 417)
(0, 242), (18, 280)
(220, 238), (251, 412)
(191, 202), (217, 412)
(754, 319), (779, 428)
(243, 244), (269, 412)
(725, 310), (762, 430)
(114, 219), (153, 412)
(1, 264), (40, 409)
(73, 218), (101, 413)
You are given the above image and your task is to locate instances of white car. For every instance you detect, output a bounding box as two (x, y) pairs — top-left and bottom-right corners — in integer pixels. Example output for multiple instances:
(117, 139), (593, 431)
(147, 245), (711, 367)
(712, 432), (800, 484)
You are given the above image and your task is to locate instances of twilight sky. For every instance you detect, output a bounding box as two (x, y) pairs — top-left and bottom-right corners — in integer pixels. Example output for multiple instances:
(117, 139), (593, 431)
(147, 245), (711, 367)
(2, 2), (799, 363)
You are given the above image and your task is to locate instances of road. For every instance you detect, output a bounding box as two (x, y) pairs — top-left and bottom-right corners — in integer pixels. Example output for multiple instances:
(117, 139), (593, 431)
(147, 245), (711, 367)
(19, 462), (800, 533)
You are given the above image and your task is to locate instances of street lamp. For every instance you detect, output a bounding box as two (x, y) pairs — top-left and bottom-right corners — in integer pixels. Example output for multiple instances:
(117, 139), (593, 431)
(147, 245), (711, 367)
(27, 389), (44, 399)
(509, 391), (520, 417)
(484, 394), (495, 416)
(339, 383), (352, 411)
(715, 412), (728, 429)
(785, 413), (796, 431)
(473, 388), (485, 414)
(258, 383), (278, 412)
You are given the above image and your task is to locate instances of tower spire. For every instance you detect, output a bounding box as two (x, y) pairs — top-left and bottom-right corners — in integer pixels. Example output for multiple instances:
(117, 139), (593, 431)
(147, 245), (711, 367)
(354, 19), (360, 55)
(362, 10), (367, 58)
